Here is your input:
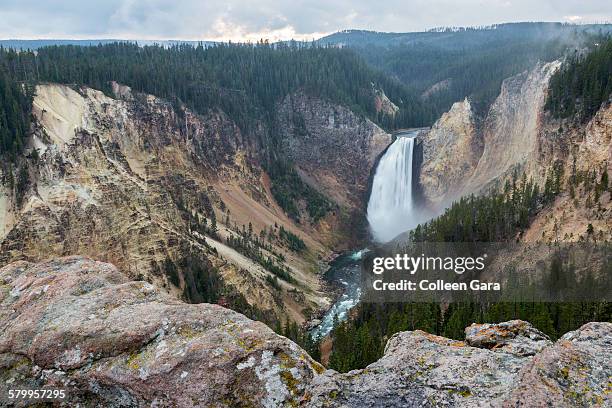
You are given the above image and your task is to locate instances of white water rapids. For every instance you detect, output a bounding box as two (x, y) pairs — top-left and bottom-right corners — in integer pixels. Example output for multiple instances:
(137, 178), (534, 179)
(367, 133), (418, 242)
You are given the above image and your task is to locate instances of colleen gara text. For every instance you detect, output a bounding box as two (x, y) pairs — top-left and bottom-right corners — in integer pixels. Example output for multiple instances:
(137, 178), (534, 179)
(372, 279), (501, 291)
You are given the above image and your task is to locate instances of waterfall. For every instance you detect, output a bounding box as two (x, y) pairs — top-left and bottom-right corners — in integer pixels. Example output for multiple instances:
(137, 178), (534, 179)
(367, 135), (417, 242)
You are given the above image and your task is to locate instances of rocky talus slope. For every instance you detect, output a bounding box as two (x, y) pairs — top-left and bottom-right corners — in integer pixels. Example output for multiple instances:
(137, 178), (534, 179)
(1, 257), (610, 407)
(0, 83), (391, 323)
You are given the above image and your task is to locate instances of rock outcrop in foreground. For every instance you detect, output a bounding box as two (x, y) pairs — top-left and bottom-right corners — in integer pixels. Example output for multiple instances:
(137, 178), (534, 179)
(0, 257), (324, 407)
(1, 258), (610, 407)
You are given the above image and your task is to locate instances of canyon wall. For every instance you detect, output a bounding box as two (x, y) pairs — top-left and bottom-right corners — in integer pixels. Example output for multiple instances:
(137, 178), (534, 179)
(523, 101), (612, 242)
(419, 61), (562, 207)
(419, 97), (481, 205)
(0, 83), (391, 323)
(277, 92), (391, 212)
(466, 60), (562, 192)
(418, 60), (611, 241)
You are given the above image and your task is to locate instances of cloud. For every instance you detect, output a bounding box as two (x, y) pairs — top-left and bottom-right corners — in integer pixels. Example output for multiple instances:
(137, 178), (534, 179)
(0, 0), (610, 40)
(565, 15), (583, 22)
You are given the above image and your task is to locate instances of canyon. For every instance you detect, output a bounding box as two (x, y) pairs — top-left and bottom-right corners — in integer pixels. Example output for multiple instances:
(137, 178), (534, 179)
(0, 82), (391, 326)
(0, 54), (610, 329)
(0, 39), (610, 407)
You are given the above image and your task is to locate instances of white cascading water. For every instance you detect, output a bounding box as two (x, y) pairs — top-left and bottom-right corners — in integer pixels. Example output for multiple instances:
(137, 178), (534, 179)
(311, 134), (420, 339)
(367, 135), (417, 242)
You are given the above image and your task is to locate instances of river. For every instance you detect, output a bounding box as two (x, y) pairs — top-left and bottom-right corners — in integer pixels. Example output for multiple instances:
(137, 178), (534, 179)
(309, 249), (366, 340)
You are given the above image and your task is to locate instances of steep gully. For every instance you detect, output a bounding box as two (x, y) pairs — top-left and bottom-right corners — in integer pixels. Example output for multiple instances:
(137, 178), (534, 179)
(311, 129), (422, 339)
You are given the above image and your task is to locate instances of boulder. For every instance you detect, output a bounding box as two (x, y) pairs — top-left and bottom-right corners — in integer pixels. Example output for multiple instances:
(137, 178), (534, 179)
(465, 319), (552, 356)
(306, 322), (610, 407)
(503, 322), (611, 407)
(306, 330), (527, 407)
(0, 257), (323, 407)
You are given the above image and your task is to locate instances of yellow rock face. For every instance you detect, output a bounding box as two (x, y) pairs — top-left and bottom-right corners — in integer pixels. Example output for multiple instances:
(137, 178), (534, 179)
(2, 83), (393, 325)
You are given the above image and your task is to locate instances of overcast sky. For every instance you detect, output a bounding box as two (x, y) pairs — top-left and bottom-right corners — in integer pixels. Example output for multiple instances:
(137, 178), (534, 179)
(1, 1), (611, 42)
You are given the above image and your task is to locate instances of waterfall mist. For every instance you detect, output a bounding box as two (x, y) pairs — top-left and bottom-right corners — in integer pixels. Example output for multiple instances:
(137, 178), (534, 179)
(367, 135), (420, 242)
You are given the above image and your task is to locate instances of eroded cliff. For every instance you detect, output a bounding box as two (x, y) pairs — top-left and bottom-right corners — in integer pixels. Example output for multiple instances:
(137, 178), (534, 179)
(466, 60), (562, 192)
(0, 83), (391, 324)
(419, 61), (562, 207)
(418, 59), (611, 241)
(277, 92), (391, 211)
(419, 97), (480, 205)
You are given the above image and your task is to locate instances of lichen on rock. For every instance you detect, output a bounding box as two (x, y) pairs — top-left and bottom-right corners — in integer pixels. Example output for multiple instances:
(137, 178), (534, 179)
(0, 257), (609, 407)
(0, 257), (321, 407)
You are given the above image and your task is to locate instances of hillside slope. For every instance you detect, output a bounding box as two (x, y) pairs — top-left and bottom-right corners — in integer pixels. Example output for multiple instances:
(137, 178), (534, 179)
(0, 82), (392, 324)
(321, 24), (612, 118)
